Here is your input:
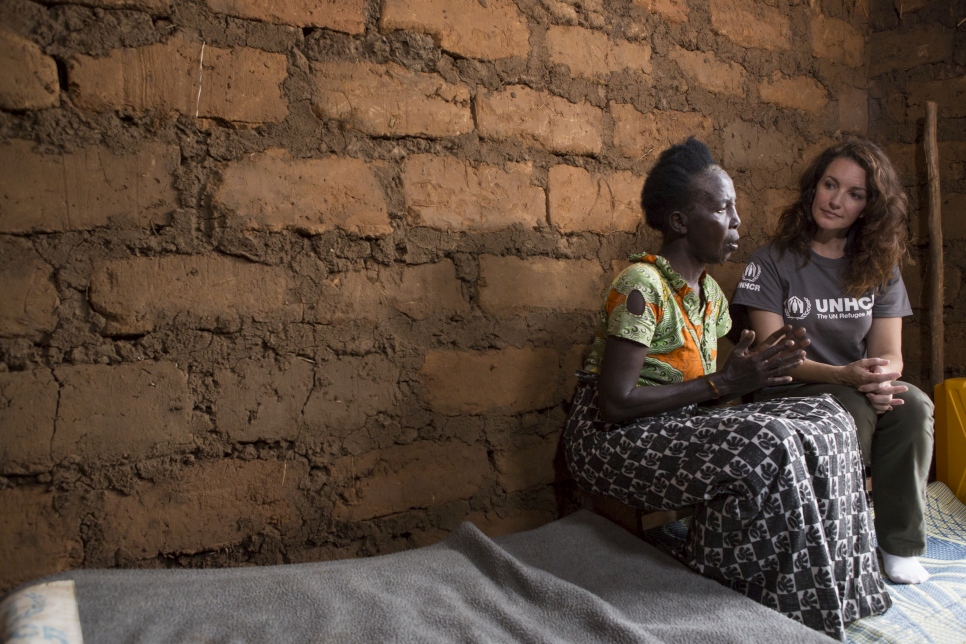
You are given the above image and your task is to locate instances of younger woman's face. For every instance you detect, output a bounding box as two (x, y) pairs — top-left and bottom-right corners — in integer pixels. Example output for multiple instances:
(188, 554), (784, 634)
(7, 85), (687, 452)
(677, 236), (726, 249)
(811, 156), (868, 236)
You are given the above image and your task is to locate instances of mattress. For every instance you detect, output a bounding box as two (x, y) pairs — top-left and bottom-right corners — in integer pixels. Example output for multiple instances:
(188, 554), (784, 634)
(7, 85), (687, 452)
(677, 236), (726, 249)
(1, 509), (833, 643)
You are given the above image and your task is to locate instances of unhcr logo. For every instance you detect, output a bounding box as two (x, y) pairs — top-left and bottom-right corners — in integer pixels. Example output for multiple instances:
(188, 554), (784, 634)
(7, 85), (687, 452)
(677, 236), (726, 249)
(736, 262), (763, 291)
(742, 262), (761, 283)
(784, 296), (811, 320)
(815, 297), (873, 313)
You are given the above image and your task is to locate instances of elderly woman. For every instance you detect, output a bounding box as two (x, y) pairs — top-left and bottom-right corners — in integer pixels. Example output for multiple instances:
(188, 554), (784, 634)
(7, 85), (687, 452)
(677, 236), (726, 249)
(732, 138), (933, 585)
(564, 138), (890, 641)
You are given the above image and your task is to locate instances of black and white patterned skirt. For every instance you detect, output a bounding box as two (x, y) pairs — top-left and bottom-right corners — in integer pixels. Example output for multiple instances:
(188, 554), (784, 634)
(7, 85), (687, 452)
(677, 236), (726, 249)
(564, 377), (891, 641)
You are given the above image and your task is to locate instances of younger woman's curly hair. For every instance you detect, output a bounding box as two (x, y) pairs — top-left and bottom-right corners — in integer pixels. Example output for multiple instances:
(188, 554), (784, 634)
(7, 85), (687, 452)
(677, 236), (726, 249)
(773, 138), (909, 296)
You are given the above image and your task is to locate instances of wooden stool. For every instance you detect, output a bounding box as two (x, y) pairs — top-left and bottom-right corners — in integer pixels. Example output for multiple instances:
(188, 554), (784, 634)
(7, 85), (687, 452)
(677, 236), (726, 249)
(589, 477), (871, 536)
(586, 492), (694, 537)
(589, 476), (870, 537)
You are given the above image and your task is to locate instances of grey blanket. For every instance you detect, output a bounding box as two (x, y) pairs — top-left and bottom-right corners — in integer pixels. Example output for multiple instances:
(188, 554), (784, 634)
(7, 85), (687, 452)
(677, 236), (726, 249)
(21, 510), (832, 642)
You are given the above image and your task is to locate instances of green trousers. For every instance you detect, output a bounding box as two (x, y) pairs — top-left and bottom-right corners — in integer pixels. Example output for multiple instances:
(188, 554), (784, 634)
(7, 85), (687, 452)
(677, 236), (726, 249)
(756, 381), (934, 556)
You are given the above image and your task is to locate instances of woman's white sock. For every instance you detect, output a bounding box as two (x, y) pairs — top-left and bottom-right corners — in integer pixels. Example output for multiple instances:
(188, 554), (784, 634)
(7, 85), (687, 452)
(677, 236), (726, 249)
(879, 548), (930, 584)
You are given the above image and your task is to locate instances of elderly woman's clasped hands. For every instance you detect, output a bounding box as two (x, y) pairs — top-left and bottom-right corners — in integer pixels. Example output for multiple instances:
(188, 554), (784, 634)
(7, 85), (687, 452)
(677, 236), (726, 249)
(710, 326), (809, 399)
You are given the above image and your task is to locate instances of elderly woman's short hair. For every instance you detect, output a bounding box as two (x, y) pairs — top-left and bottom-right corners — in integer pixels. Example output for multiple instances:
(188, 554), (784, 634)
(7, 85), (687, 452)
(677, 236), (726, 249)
(641, 137), (718, 233)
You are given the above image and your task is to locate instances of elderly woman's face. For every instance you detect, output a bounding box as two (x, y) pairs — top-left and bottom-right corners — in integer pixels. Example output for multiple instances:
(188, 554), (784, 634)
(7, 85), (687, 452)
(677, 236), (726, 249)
(685, 167), (740, 265)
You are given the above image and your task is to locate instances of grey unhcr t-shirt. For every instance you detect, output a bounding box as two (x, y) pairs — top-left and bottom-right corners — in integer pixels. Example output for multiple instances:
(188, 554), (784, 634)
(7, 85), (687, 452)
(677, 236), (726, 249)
(730, 243), (912, 366)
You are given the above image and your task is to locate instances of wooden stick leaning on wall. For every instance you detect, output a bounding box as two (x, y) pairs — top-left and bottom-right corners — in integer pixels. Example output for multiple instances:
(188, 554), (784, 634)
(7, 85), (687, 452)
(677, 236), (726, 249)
(925, 100), (944, 387)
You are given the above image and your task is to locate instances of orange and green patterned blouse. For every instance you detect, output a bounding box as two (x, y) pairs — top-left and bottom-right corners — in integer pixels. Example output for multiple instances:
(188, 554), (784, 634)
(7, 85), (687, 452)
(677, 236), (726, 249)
(583, 253), (731, 387)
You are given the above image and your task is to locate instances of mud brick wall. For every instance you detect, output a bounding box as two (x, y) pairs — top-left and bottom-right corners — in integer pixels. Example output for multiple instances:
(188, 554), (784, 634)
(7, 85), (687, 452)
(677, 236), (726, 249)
(0, 0), (874, 592)
(867, 0), (966, 387)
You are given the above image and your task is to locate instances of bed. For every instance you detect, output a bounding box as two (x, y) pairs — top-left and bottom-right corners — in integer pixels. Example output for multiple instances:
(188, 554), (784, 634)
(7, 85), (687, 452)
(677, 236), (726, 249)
(1, 508), (832, 643)
(9, 482), (966, 643)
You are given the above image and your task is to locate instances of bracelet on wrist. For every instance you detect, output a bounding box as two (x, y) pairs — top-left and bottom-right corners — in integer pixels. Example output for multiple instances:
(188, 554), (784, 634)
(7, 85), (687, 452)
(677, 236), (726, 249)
(699, 375), (720, 401)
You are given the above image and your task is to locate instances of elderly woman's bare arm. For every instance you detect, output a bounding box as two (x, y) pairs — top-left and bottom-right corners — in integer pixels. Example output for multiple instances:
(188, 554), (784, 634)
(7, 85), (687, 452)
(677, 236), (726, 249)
(597, 337), (719, 422)
(598, 323), (808, 424)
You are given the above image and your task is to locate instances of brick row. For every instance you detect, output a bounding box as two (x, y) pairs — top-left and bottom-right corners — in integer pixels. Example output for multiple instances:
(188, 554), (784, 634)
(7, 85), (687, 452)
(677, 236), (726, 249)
(214, 354), (402, 443)
(0, 28), (58, 110)
(870, 25), (952, 77)
(611, 102), (713, 161)
(401, 155), (544, 232)
(668, 47), (746, 97)
(545, 25), (651, 82)
(213, 149), (391, 236)
(0, 140), (179, 234)
(101, 459), (307, 559)
(810, 13), (864, 68)
(0, 238), (59, 337)
(709, 0), (790, 51)
(330, 441), (489, 521)
(758, 74), (829, 113)
(0, 488), (82, 593)
(419, 343), (592, 416)
(0, 362), (193, 475)
(311, 61), (473, 138)
(206, 0), (366, 34)
(69, 34), (288, 123)
(89, 255), (302, 335)
(380, 0), (529, 60)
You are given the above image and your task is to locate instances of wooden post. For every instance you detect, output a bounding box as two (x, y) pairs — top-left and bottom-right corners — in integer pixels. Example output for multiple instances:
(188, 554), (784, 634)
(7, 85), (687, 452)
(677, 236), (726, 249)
(925, 100), (944, 387)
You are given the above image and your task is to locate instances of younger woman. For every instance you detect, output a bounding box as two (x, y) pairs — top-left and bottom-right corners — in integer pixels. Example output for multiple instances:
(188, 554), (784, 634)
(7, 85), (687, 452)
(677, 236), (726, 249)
(732, 138), (934, 585)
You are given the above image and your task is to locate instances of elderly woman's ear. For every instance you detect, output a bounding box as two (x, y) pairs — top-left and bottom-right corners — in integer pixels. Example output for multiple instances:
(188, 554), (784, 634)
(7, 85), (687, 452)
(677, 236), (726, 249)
(667, 210), (689, 236)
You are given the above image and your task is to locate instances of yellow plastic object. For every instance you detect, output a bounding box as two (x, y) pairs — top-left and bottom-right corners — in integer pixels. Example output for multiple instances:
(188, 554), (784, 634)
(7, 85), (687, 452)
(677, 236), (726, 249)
(935, 378), (966, 504)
